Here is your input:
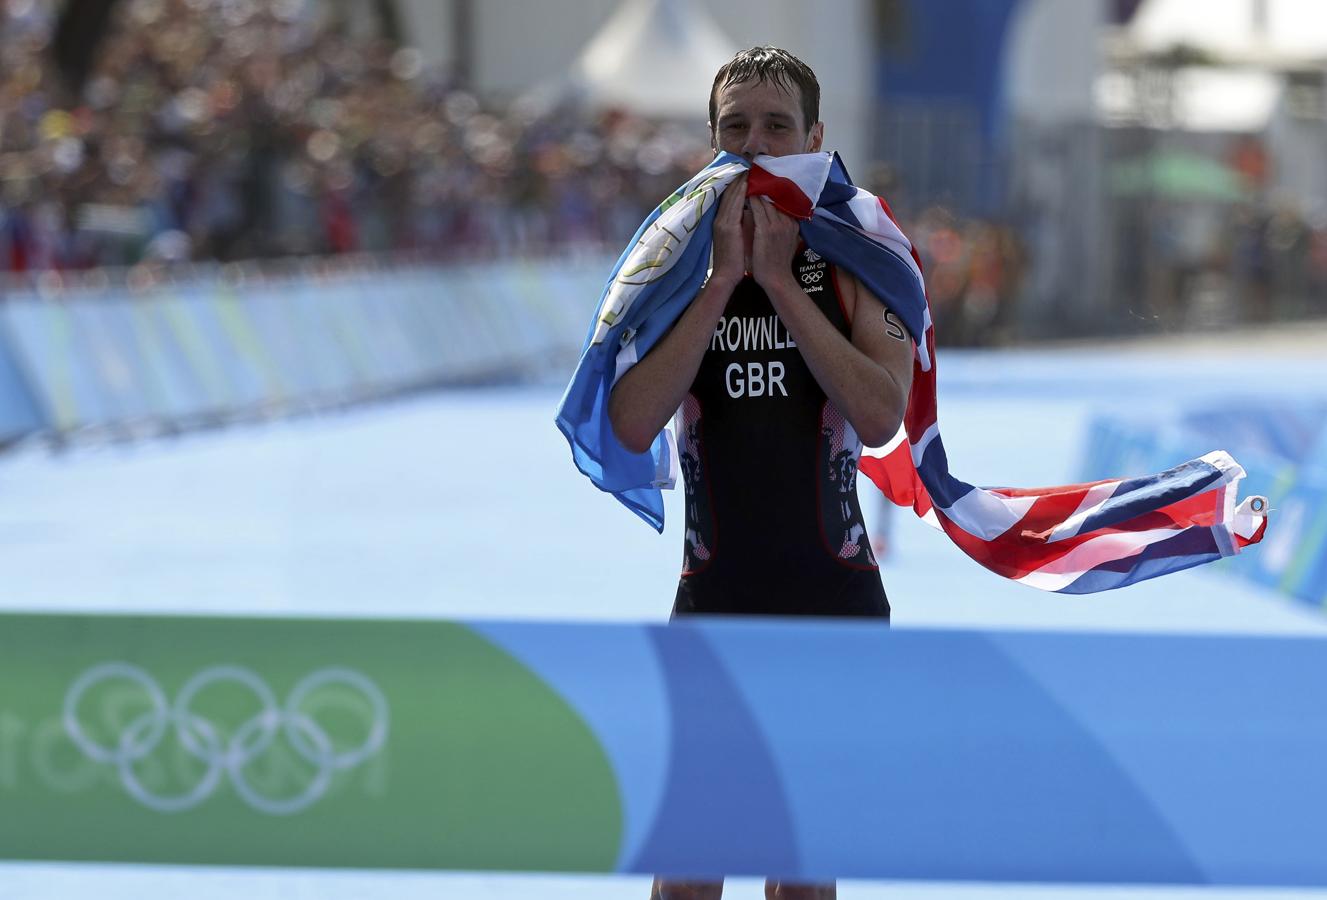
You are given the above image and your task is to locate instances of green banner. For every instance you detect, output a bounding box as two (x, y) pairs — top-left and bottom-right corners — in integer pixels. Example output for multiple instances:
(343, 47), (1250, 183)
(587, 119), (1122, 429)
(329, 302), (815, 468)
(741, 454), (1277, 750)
(0, 614), (620, 871)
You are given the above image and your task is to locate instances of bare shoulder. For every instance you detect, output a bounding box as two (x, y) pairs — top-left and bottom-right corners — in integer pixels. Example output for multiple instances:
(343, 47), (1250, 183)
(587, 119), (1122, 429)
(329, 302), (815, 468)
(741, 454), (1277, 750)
(835, 268), (913, 345)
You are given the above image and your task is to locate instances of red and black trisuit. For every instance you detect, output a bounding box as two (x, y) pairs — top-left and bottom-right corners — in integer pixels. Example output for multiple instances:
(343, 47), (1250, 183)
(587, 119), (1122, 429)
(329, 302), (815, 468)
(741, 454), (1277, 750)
(672, 246), (891, 619)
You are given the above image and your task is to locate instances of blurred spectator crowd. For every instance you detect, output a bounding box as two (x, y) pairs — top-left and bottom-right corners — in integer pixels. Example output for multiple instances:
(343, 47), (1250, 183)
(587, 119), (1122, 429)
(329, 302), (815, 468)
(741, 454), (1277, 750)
(0, 0), (713, 271)
(1116, 199), (1327, 331)
(0, 0), (1029, 345)
(15, 0), (1322, 346)
(906, 206), (1026, 346)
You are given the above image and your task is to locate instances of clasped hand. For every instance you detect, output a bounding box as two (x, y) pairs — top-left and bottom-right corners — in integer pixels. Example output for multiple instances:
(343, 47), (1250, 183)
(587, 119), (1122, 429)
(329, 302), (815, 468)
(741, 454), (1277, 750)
(711, 173), (802, 291)
(747, 193), (801, 291)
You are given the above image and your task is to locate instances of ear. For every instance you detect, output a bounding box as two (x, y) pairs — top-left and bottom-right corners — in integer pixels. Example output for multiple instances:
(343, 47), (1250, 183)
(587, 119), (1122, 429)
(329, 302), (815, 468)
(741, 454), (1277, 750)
(709, 122), (718, 154)
(805, 122), (824, 153)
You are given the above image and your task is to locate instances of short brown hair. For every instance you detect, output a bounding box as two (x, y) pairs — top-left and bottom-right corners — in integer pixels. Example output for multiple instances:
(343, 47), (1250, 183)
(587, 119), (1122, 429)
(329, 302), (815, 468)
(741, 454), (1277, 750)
(708, 46), (820, 136)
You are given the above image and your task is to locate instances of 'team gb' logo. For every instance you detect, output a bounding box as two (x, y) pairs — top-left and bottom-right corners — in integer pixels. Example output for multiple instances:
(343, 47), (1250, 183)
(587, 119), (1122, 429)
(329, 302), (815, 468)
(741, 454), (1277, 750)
(62, 663), (389, 815)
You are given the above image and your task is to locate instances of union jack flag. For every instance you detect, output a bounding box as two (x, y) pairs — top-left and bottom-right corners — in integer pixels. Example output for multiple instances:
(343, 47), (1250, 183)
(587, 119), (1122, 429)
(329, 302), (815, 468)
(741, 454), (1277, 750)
(555, 152), (1267, 593)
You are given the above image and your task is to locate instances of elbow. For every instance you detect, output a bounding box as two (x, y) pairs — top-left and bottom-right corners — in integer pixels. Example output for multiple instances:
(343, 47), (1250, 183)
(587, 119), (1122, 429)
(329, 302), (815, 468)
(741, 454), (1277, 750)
(856, 408), (905, 448)
(608, 392), (654, 455)
(855, 370), (912, 447)
(617, 428), (654, 456)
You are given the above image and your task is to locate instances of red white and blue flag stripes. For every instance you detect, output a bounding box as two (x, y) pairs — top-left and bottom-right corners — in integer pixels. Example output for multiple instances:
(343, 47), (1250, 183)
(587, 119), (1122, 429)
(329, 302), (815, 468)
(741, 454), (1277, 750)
(555, 151), (1267, 592)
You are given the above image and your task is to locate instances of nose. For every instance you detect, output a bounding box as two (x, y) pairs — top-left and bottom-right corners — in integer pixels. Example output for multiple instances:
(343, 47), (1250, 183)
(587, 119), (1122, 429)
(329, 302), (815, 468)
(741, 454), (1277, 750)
(740, 129), (766, 161)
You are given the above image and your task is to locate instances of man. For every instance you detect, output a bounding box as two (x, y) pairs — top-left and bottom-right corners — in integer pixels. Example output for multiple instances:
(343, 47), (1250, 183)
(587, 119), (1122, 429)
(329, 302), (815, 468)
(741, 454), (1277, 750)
(607, 47), (914, 900)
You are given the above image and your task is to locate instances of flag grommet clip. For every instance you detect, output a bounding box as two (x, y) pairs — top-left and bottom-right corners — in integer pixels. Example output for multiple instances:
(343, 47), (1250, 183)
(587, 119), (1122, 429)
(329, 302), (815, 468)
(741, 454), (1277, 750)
(1250, 497), (1267, 513)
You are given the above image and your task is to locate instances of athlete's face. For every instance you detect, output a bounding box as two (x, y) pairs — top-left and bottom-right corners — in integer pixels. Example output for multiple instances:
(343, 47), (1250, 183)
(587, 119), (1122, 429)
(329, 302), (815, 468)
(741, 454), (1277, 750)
(709, 77), (824, 161)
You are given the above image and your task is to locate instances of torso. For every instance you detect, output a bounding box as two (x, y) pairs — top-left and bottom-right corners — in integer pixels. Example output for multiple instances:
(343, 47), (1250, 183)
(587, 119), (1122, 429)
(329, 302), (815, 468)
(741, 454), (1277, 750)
(673, 246), (890, 618)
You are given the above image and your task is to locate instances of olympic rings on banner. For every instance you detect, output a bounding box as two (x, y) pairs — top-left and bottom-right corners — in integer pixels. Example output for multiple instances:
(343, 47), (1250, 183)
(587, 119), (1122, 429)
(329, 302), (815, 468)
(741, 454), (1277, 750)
(62, 662), (389, 815)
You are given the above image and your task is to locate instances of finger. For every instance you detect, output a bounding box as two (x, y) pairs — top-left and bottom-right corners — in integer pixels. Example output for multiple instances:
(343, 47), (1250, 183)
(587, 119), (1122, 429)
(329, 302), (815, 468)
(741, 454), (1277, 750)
(717, 176), (746, 222)
(759, 196), (793, 225)
(716, 185), (738, 218)
(749, 195), (770, 229)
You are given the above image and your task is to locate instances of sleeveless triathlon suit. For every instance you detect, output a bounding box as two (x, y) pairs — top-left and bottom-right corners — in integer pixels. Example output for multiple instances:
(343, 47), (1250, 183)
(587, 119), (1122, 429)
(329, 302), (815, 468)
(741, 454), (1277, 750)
(672, 247), (890, 619)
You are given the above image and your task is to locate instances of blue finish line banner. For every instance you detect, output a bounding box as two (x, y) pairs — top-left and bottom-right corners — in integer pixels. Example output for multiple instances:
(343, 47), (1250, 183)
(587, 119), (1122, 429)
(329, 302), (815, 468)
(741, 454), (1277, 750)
(0, 613), (1323, 885)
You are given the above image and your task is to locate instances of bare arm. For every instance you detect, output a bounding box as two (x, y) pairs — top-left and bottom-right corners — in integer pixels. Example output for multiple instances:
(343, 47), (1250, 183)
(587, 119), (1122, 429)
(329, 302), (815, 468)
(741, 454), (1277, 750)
(749, 197), (913, 446)
(608, 174), (748, 454)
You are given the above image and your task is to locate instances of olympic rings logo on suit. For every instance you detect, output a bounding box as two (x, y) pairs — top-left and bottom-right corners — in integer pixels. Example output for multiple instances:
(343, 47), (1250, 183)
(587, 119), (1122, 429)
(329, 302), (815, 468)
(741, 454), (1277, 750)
(800, 270), (824, 284)
(62, 662), (389, 815)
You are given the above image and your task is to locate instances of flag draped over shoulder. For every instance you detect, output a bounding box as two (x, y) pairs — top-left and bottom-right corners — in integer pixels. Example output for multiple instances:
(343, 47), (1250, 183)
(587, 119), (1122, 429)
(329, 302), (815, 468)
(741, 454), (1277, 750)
(554, 151), (1268, 593)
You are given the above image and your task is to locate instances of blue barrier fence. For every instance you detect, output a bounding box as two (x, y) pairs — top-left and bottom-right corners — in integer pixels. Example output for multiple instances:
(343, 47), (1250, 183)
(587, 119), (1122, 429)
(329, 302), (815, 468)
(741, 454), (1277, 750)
(1082, 405), (1327, 613)
(0, 318), (42, 443)
(0, 258), (606, 442)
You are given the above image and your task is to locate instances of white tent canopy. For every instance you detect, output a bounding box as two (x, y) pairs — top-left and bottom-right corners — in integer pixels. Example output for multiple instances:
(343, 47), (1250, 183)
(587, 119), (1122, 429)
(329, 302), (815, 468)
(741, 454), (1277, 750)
(566, 0), (742, 119)
(1004, 0), (1104, 122)
(1130, 0), (1327, 65)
